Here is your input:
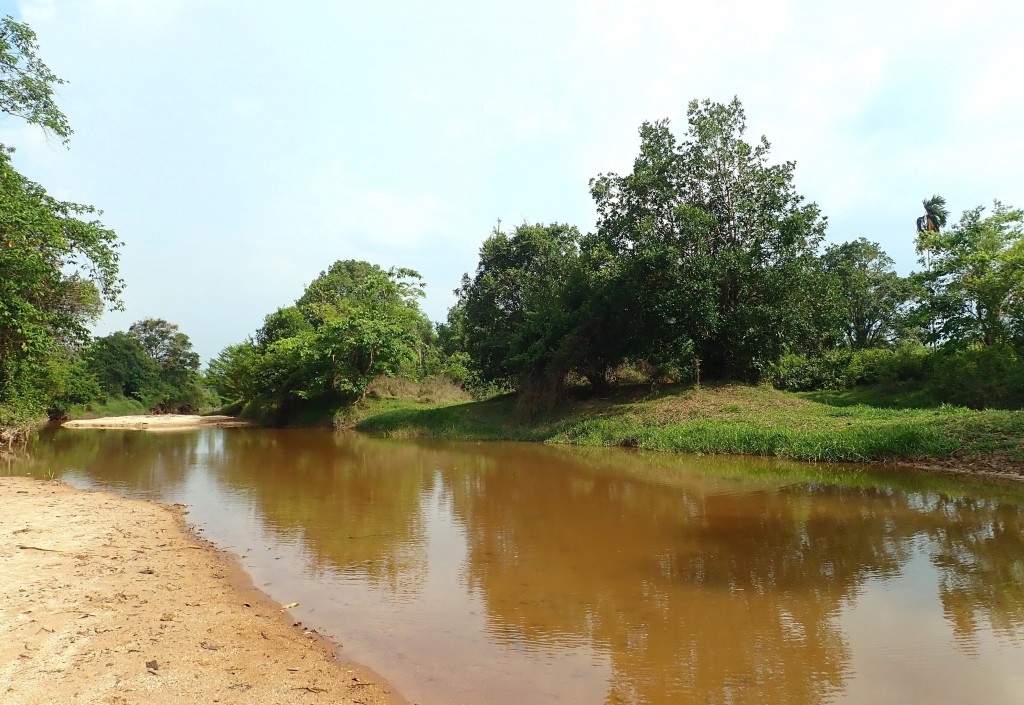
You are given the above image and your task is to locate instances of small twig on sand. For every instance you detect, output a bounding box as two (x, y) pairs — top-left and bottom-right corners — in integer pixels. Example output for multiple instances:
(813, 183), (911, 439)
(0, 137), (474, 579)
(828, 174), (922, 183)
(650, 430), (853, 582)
(16, 544), (64, 553)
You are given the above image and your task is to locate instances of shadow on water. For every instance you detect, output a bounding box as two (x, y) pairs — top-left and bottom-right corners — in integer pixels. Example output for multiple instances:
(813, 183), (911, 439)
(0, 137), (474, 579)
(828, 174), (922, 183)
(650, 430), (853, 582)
(8, 427), (1024, 705)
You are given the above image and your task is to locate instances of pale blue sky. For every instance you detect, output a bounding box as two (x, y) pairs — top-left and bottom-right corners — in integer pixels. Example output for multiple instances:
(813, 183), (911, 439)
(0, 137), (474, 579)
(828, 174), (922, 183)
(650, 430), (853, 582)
(3, 0), (1022, 362)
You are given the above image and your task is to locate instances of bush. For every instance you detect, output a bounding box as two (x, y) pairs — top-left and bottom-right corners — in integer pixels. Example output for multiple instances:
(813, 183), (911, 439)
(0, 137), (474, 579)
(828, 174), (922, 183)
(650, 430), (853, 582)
(846, 345), (931, 387)
(927, 345), (1024, 409)
(767, 350), (853, 391)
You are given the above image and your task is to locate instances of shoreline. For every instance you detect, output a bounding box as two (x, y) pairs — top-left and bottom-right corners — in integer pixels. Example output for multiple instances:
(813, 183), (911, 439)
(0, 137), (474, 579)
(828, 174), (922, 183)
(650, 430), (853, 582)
(0, 476), (405, 705)
(352, 385), (1024, 483)
(52, 404), (1024, 484)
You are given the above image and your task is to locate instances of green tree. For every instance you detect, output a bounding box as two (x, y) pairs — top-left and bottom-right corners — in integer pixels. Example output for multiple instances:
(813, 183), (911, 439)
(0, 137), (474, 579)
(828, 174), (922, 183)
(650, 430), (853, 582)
(915, 202), (1024, 347)
(921, 194), (950, 232)
(237, 261), (433, 413)
(822, 238), (913, 349)
(127, 318), (203, 411)
(586, 98), (829, 380)
(206, 340), (259, 403)
(0, 148), (122, 425)
(0, 16), (71, 142)
(458, 222), (584, 395)
(255, 306), (312, 350)
(86, 332), (160, 402)
(0, 16), (120, 433)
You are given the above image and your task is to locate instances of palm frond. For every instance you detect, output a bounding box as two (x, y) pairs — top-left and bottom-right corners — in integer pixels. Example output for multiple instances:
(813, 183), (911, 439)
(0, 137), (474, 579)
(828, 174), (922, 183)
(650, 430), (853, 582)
(922, 194), (949, 229)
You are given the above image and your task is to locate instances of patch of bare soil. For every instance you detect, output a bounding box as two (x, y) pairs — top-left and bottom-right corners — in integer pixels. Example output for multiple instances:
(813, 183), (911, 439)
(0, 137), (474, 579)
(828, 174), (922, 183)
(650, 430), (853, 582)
(62, 415), (252, 431)
(904, 453), (1024, 484)
(0, 477), (404, 705)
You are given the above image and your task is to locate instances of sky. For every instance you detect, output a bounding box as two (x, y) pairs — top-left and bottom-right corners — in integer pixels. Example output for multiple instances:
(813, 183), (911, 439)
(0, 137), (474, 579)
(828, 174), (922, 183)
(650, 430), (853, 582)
(2, 0), (1023, 363)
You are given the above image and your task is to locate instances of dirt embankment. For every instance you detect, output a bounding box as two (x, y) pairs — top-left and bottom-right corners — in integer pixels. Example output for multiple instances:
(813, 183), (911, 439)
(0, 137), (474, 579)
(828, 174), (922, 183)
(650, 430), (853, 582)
(62, 415), (252, 431)
(0, 477), (403, 705)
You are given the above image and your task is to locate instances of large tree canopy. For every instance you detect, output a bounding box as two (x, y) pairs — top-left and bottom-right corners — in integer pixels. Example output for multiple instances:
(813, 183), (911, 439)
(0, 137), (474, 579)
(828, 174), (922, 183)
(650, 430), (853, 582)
(0, 147), (122, 422)
(586, 97), (830, 380)
(822, 238), (913, 349)
(458, 222), (584, 389)
(209, 261), (433, 414)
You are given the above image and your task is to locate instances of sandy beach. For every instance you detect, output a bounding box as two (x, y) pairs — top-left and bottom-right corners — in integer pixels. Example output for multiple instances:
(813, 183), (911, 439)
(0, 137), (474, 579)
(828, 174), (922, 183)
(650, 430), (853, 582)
(61, 415), (252, 431)
(0, 476), (403, 705)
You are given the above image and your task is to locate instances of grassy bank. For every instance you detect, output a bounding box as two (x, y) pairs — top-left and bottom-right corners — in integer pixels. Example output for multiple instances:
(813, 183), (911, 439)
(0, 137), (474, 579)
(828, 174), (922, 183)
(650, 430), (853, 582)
(355, 383), (1024, 467)
(234, 376), (474, 429)
(63, 397), (149, 420)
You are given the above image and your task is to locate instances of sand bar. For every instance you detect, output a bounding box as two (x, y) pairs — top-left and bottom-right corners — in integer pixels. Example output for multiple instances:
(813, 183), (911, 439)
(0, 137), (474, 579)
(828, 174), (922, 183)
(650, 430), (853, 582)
(62, 415), (252, 431)
(0, 476), (403, 705)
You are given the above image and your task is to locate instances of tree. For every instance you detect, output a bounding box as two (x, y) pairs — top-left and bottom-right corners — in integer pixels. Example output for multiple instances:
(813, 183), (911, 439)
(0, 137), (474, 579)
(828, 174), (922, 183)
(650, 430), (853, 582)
(920, 194), (950, 232)
(0, 16), (120, 432)
(86, 332), (160, 402)
(458, 222), (584, 393)
(206, 341), (259, 403)
(0, 16), (71, 142)
(127, 319), (203, 411)
(255, 306), (311, 350)
(0, 146), (122, 423)
(822, 238), (913, 349)
(586, 98), (829, 380)
(238, 261), (433, 412)
(915, 202), (1024, 348)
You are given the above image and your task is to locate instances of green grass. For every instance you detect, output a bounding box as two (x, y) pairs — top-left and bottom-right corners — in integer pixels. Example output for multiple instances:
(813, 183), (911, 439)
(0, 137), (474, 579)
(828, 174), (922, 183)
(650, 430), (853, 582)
(227, 376), (475, 429)
(356, 383), (1024, 467)
(64, 397), (148, 420)
(800, 384), (940, 409)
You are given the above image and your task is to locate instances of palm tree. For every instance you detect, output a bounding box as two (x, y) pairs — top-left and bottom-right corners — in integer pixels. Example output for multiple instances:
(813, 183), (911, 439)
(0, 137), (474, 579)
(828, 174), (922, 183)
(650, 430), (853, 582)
(920, 194), (949, 232)
(918, 195), (950, 347)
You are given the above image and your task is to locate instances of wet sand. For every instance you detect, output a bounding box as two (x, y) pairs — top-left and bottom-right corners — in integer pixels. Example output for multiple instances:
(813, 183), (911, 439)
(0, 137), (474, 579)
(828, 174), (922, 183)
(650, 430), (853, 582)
(0, 477), (404, 705)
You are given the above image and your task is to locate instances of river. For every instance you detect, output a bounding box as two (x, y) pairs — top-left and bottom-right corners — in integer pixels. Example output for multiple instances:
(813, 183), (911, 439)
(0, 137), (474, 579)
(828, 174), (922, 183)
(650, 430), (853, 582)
(7, 426), (1024, 704)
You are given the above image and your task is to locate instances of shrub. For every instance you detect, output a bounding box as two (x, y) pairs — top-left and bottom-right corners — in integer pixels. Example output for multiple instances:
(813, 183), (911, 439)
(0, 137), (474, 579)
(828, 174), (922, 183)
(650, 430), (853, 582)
(927, 344), (1024, 409)
(846, 345), (931, 387)
(767, 350), (853, 391)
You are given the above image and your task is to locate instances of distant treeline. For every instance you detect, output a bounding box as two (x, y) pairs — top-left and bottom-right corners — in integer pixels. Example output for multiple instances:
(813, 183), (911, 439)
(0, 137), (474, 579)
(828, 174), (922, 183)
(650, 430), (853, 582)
(3, 8), (1022, 440)
(205, 98), (1024, 419)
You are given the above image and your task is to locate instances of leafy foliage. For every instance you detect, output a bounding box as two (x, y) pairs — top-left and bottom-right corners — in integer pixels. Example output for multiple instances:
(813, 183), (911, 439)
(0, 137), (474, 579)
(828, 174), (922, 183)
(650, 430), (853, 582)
(209, 261), (434, 421)
(922, 194), (950, 231)
(86, 332), (160, 403)
(458, 222), (585, 394)
(0, 15), (122, 436)
(915, 202), (1024, 347)
(822, 238), (914, 349)
(127, 318), (204, 411)
(585, 98), (831, 380)
(0, 16), (71, 142)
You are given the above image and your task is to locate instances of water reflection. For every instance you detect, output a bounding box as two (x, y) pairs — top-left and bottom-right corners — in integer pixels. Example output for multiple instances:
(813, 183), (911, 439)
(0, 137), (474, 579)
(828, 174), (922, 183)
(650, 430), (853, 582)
(9, 428), (1024, 705)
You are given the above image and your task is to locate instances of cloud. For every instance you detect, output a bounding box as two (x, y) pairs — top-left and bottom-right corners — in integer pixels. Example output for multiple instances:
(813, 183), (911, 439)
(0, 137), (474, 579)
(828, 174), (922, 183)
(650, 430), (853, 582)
(16, 0), (55, 24)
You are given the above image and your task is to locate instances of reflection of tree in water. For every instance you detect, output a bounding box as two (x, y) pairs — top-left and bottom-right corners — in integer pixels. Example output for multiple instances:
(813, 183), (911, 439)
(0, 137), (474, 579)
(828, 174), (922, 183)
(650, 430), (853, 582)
(16, 429), (1024, 702)
(926, 496), (1024, 645)
(16, 427), (197, 494)
(208, 431), (494, 598)
(440, 448), (1024, 705)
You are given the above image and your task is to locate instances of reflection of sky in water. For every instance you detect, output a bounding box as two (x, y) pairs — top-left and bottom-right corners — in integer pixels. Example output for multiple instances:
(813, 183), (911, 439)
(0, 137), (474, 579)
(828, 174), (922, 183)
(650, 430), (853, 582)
(12, 427), (1024, 705)
(839, 541), (1024, 703)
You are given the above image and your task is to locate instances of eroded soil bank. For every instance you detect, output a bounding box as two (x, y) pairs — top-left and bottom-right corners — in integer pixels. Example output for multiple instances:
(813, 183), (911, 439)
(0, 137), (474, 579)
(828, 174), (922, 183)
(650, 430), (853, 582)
(0, 477), (403, 705)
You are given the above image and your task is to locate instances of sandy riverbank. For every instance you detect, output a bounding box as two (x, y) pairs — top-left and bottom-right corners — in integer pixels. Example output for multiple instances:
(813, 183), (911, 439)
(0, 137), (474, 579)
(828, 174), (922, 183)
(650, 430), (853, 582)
(0, 477), (403, 705)
(62, 415), (253, 431)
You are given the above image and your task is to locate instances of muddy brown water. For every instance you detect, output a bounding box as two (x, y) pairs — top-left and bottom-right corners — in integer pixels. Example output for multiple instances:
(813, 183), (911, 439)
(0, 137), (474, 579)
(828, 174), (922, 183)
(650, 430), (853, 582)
(7, 427), (1024, 704)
